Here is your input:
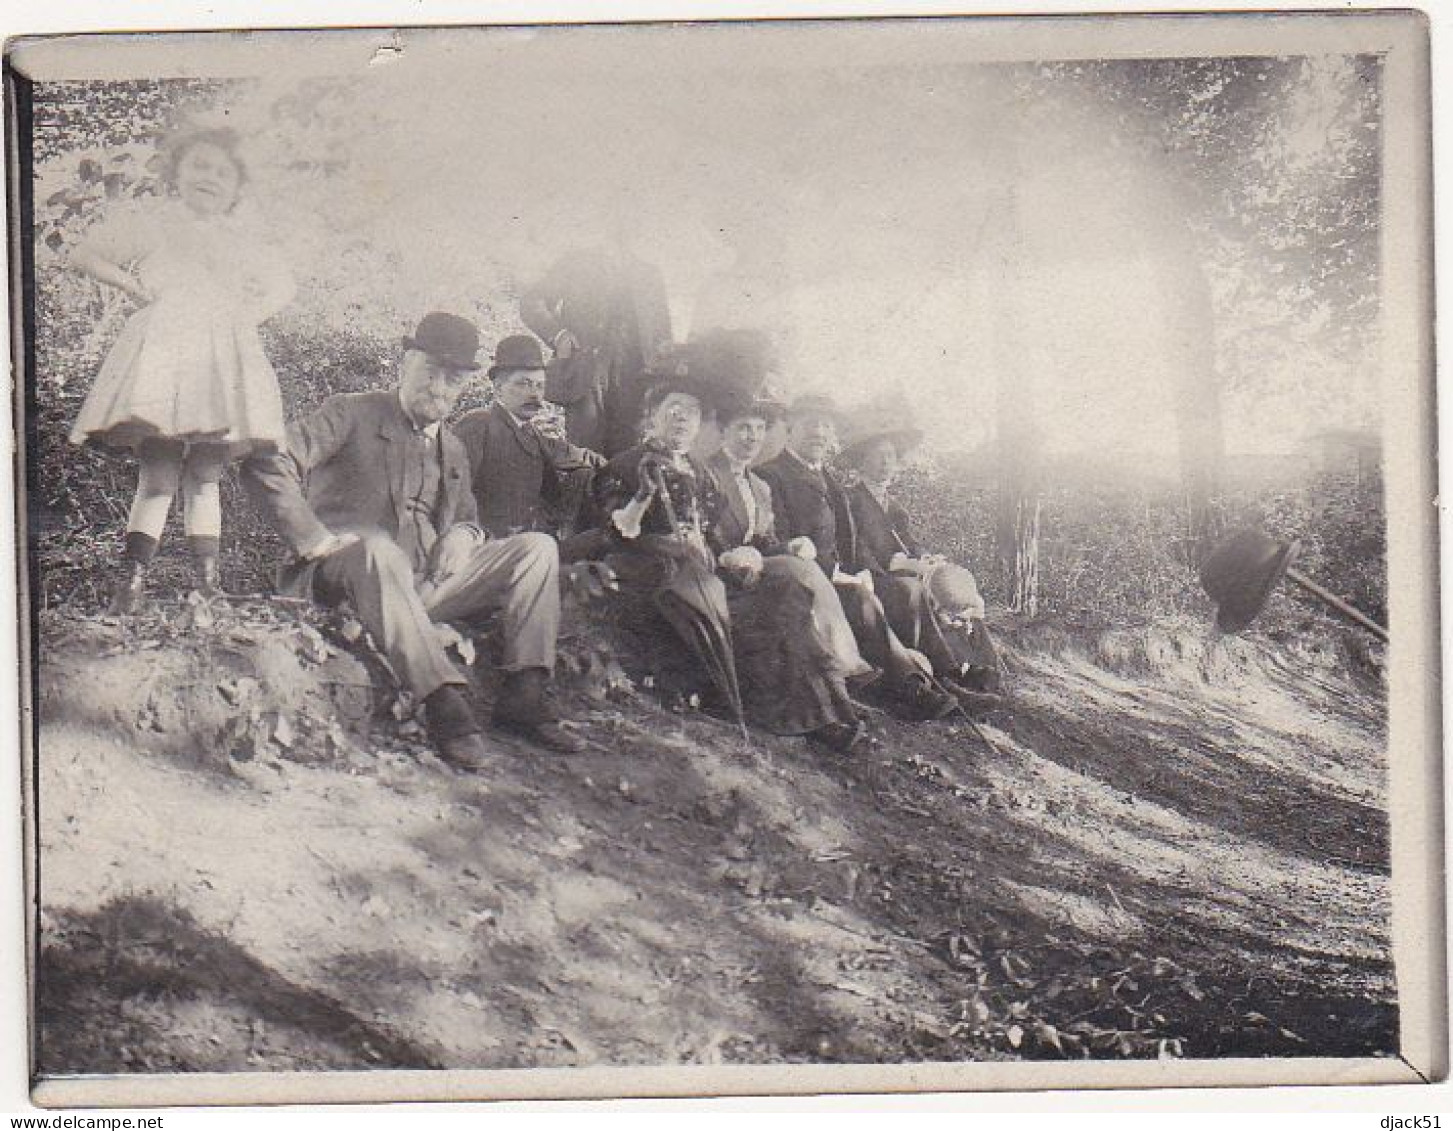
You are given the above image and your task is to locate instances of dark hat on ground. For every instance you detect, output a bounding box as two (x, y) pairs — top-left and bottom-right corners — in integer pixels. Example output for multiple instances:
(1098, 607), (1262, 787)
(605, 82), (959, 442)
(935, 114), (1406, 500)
(838, 424), (925, 467)
(784, 393), (847, 426)
(488, 334), (547, 378)
(717, 395), (787, 426)
(1198, 528), (1299, 634)
(403, 312), (481, 371)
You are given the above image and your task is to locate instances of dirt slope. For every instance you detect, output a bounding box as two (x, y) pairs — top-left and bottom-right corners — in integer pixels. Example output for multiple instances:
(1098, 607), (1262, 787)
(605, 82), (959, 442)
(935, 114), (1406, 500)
(33, 603), (1395, 1074)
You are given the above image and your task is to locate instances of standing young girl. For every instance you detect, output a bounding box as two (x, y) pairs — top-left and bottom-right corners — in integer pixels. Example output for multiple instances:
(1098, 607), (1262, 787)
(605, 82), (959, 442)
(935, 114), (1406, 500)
(69, 127), (295, 611)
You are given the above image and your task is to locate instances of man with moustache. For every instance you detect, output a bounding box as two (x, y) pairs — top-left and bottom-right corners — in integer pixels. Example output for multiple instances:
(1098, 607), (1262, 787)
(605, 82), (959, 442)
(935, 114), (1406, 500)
(243, 313), (585, 764)
(454, 334), (605, 539)
(756, 394), (957, 722)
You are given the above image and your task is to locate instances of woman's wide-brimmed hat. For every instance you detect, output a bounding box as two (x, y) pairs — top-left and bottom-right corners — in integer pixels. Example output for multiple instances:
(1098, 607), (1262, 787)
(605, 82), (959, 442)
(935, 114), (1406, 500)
(716, 394), (787, 427)
(641, 370), (724, 418)
(683, 327), (777, 401)
(837, 423), (925, 467)
(836, 395), (925, 467)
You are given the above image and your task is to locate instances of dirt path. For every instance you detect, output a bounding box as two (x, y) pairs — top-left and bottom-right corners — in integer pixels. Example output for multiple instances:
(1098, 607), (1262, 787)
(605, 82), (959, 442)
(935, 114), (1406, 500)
(34, 612), (1394, 1073)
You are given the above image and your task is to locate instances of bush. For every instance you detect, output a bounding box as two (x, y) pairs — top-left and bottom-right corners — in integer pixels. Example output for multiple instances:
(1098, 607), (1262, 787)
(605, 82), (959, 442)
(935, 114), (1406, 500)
(31, 271), (1387, 636)
(895, 452), (1386, 641)
(23, 79), (1386, 637)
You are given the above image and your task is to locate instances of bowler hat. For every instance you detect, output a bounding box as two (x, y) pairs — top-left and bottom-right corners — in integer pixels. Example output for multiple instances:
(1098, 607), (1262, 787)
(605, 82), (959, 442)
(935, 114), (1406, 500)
(403, 312), (481, 371)
(488, 334), (548, 379)
(1198, 528), (1299, 634)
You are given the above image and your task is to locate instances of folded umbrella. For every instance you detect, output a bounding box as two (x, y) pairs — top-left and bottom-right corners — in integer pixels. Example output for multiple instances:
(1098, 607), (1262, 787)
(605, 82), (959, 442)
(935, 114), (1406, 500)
(645, 459), (748, 740)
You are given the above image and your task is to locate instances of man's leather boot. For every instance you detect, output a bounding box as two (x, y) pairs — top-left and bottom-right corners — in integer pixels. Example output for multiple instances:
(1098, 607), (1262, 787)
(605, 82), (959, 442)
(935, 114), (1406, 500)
(423, 684), (490, 771)
(493, 668), (585, 755)
(895, 673), (959, 722)
(807, 718), (865, 755)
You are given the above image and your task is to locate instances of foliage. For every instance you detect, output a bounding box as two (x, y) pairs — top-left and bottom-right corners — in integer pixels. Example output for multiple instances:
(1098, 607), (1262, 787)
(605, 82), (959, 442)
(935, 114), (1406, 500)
(936, 928), (1347, 1060)
(35, 141), (166, 259)
(942, 932), (1202, 1059)
(30, 79), (226, 165)
(1039, 55), (1383, 434)
(899, 452), (1386, 642)
(24, 71), (1388, 643)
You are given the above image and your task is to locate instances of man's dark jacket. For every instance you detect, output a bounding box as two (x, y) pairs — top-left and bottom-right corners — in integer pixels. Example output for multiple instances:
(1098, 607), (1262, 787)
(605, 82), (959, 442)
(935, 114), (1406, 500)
(842, 482), (922, 573)
(453, 402), (602, 538)
(519, 245), (673, 455)
(755, 448), (858, 577)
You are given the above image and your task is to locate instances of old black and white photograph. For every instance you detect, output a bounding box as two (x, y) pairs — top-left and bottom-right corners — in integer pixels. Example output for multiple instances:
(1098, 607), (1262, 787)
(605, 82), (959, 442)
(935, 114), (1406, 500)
(5, 11), (1441, 1105)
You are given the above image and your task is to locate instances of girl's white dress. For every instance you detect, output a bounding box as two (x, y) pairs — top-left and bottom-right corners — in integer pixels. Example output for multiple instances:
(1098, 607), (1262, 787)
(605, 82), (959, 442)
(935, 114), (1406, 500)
(69, 200), (294, 457)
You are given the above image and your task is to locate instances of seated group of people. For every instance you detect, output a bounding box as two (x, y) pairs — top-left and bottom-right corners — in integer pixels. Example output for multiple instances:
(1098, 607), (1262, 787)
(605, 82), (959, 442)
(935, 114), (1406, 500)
(241, 311), (1002, 769)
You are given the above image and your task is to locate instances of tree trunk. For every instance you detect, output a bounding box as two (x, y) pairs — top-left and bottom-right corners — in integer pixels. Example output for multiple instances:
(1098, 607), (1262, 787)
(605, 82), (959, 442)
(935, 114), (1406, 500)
(1143, 177), (1225, 570)
(1003, 492), (1042, 615)
(988, 179), (1042, 616)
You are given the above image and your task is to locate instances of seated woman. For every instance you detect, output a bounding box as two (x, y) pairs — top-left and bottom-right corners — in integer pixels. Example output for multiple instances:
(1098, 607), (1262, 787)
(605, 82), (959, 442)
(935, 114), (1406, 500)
(703, 394), (877, 694)
(837, 423), (1005, 708)
(588, 373), (864, 752)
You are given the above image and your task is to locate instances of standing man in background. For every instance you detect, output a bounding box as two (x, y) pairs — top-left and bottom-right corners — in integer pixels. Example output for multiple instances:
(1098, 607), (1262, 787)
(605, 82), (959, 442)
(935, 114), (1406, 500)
(519, 221), (673, 457)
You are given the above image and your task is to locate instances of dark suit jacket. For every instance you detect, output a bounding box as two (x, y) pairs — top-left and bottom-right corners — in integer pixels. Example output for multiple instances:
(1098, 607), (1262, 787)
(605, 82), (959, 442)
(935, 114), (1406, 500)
(453, 402), (603, 538)
(755, 449), (857, 577)
(243, 390), (477, 597)
(520, 246), (672, 360)
(702, 451), (785, 555)
(843, 481), (922, 573)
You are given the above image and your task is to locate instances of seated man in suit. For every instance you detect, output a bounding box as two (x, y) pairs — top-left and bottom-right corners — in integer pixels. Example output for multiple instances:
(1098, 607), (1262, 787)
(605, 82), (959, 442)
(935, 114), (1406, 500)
(837, 423), (1004, 708)
(454, 334), (605, 538)
(756, 395), (957, 722)
(243, 312), (584, 765)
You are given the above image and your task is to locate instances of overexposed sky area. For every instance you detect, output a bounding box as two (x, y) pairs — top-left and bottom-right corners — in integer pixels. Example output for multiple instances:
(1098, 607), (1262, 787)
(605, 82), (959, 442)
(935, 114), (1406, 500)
(24, 23), (1380, 467)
